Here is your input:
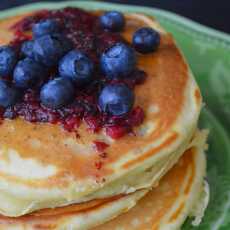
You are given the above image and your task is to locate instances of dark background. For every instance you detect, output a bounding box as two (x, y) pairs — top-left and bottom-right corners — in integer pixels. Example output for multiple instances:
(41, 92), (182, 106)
(0, 0), (229, 34)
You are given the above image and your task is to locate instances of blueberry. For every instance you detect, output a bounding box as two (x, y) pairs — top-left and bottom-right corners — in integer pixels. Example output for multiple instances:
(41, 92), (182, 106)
(32, 19), (60, 38)
(132, 27), (160, 53)
(40, 77), (75, 109)
(21, 40), (34, 58)
(32, 34), (72, 67)
(100, 43), (136, 79)
(98, 83), (134, 116)
(13, 58), (47, 89)
(0, 80), (21, 107)
(59, 50), (94, 86)
(99, 11), (125, 32)
(0, 46), (17, 77)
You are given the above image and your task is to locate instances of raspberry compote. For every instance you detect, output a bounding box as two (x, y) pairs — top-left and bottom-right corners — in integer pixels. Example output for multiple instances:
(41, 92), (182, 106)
(1, 8), (146, 139)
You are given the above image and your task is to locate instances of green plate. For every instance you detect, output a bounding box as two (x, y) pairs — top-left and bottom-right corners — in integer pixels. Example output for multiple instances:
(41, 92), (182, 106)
(0, 1), (230, 229)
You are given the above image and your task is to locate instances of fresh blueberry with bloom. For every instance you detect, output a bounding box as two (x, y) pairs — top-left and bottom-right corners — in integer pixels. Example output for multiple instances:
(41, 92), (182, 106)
(98, 83), (134, 116)
(0, 80), (21, 107)
(32, 34), (72, 67)
(21, 40), (34, 58)
(132, 27), (160, 53)
(40, 77), (75, 109)
(0, 46), (17, 77)
(59, 50), (94, 86)
(100, 43), (136, 79)
(32, 19), (60, 38)
(13, 57), (47, 89)
(99, 11), (125, 32)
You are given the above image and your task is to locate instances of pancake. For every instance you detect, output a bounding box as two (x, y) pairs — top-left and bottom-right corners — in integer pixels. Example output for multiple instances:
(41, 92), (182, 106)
(0, 130), (208, 229)
(0, 9), (202, 216)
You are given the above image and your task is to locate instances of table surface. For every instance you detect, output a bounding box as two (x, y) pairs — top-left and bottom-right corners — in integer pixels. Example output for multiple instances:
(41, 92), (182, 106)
(0, 0), (229, 34)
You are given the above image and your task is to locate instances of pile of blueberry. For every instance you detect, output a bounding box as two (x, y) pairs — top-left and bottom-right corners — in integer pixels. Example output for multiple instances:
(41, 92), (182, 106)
(0, 10), (160, 133)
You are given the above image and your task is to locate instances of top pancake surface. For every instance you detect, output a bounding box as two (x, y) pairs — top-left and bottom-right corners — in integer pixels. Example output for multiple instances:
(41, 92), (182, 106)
(0, 12), (197, 182)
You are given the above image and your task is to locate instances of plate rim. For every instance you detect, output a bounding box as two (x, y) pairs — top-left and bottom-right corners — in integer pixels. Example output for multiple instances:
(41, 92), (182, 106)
(0, 0), (229, 44)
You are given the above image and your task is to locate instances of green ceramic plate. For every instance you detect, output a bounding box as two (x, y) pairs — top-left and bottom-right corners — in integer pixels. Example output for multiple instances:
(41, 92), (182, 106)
(0, 1), (229, 229)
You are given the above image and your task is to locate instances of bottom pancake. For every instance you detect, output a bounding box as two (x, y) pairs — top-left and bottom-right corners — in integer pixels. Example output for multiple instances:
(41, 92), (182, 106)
(0, 131), (208, 230)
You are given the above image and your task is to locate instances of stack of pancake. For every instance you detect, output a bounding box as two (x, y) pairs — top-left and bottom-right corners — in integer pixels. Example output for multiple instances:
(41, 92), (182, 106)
(0, 8), (209, 230)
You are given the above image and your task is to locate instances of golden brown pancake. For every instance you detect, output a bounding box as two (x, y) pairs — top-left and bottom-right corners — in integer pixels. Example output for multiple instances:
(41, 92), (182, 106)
(0, 9), (202, 216)
(0, 131), (208, 229)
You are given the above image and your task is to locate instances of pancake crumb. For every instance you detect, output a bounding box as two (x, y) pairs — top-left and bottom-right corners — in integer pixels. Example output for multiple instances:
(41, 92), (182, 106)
(131, 218), (141, 227)
(148, 104), (159, 114)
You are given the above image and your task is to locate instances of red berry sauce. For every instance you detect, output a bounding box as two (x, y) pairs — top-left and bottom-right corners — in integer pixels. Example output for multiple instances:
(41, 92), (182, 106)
(93, 141), (109, 152)
(3, 8), (146, 139)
